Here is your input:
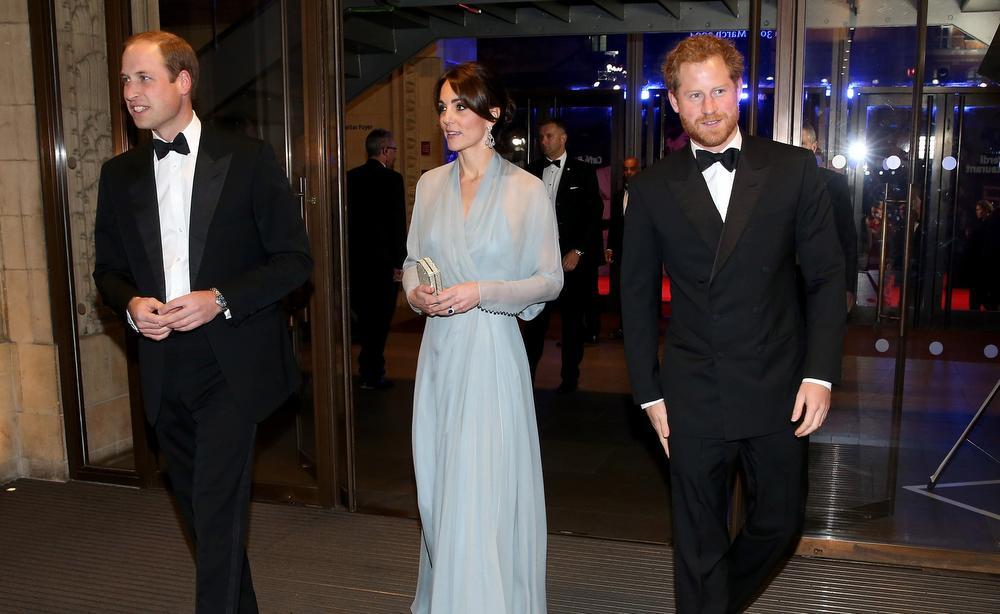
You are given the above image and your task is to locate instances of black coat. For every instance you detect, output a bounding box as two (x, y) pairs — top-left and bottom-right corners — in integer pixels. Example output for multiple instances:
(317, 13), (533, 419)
(621, 135), (846, 440)
(527, 156), (603, 267)
(608, 187), (625, 258)
(93, 126), (313, 423)
(820, 167), (859, 293)
(346, 158), (407, 280)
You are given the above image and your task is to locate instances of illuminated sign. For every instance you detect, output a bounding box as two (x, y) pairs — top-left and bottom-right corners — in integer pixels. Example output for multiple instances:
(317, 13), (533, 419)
(690, 30), (776, 40)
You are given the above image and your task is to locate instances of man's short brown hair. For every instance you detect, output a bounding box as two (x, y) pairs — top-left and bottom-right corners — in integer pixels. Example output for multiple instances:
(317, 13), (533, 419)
(662, 34), (744, 93)
(124, 31), (199, 95)
(537, 117), (567, 134)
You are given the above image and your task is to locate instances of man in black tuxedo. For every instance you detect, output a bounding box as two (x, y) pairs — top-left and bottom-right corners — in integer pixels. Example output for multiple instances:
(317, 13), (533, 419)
(622, 35), (845, 612)
(93, 32), (312, 613)
(523, 118), (604, 393)
(802, 125), (859, 312)
(347, 129), (406, 389)
(605, 156), (641, 339)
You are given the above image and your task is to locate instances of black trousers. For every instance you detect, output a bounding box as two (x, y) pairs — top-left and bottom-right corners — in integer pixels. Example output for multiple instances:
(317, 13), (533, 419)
(524, 264), (594, 386)
(668, 427), (808, 614)
(154, 330), (259, 614)
(352, 275), (398, 382)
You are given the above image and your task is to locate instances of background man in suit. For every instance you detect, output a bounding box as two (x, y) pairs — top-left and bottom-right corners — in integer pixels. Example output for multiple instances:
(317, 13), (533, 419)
(605, 156), (641, 339)
(523, 118), (604, 393)
(347, 129), (407, 390)
(93, 31), (312, 613)
(801, 125), (859, 313)
(622, 35), (845, 612)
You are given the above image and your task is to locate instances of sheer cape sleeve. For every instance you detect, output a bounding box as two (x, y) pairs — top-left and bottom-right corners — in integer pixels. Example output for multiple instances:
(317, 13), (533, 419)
(478, 170), (562, 320)
(401, 176), (426, 313)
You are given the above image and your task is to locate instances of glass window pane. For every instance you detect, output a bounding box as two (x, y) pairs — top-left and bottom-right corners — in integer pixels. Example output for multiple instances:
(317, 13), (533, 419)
(53, 0), (135, 469)
(160, 0), (316, 491)
(953, 101), (1000, 314)
(798, 19), (915, 545)
(800, 9), (999, 556)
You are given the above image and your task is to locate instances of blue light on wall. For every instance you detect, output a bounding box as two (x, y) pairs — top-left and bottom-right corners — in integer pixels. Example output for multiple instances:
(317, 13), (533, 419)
(441, 38), (477, 67)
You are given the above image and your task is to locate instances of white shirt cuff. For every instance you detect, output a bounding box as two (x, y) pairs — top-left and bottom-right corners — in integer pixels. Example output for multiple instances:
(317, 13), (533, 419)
(125, 309), (139, 333)
(640, 398), (664, 410)
(802, 378), (832, 390)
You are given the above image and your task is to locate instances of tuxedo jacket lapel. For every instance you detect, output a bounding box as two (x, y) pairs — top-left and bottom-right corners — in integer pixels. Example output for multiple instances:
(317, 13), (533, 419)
(713, 136), (769, 278)
(188, 128), (232, 286)
(554, 160), (572, 205)
(128, 143), (167, 301)
(665, 150), (724, 253)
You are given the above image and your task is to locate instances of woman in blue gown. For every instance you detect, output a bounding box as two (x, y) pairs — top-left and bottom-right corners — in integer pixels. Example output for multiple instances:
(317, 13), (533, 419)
(402, 62), (563, 613)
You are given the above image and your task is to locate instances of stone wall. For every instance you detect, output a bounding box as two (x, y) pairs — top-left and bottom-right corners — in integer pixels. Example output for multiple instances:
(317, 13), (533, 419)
(0, 0), (135, 483)
(0, 0), (66, 482)
(54, 0), (132, 465)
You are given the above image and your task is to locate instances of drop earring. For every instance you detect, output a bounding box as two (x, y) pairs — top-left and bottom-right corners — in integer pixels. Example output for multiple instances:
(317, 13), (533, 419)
(485, 126), (495, 149)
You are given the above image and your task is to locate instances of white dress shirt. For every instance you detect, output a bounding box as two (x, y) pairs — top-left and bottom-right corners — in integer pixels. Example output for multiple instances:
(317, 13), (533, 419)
(640, 129), (829, 411)
(126, 112), (230, 329)
(542, 151), (568, 204)
(154, 113), (201, 302)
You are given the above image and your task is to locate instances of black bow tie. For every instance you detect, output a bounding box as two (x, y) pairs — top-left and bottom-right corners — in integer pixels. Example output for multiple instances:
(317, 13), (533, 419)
(695, 147), (739, 172)
(153, 132), (190, 160)
(545, 158), (561, 168)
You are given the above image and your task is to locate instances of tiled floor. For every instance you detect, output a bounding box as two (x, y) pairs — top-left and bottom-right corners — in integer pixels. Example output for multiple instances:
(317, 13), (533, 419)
(3, 480), (998, 613)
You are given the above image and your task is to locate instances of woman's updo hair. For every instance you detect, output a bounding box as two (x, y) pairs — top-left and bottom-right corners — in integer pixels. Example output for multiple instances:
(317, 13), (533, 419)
(434, 62), (515, 133)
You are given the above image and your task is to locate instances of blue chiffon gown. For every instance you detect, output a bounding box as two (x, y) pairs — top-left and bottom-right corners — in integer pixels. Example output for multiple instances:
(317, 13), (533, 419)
(402, 152), (563, 613)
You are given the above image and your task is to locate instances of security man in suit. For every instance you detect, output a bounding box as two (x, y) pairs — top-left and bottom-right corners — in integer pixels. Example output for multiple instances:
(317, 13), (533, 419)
(801, 124), (859, 312)
(523, 118), (604, 393)
(347, 128), (407, 389)
(93, 31), (312, 612)
(605, 155), (641, 339)
(622, 35), (845, 612)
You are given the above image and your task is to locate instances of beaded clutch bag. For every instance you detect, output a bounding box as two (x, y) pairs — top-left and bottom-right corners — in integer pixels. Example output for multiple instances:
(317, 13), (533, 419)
(416, 257), (443, 295)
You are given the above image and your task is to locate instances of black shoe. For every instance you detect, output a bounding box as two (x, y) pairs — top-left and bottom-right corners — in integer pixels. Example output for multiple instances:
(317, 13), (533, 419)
(359, 377), (393, 391)
(555, 381), (578, 394)
(609, 328), (624, 340)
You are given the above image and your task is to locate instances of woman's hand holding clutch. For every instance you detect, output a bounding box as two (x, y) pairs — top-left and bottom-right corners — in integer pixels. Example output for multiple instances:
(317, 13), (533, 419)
(408, 285), (440, 315)
(428, 282), (481, 317)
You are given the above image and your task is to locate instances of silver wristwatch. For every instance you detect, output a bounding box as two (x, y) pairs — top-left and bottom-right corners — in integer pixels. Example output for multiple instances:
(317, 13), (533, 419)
(211, 287), (231, 318)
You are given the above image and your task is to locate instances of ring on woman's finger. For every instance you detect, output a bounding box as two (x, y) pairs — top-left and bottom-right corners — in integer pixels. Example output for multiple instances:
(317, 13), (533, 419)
(447, 307), (455, 315)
